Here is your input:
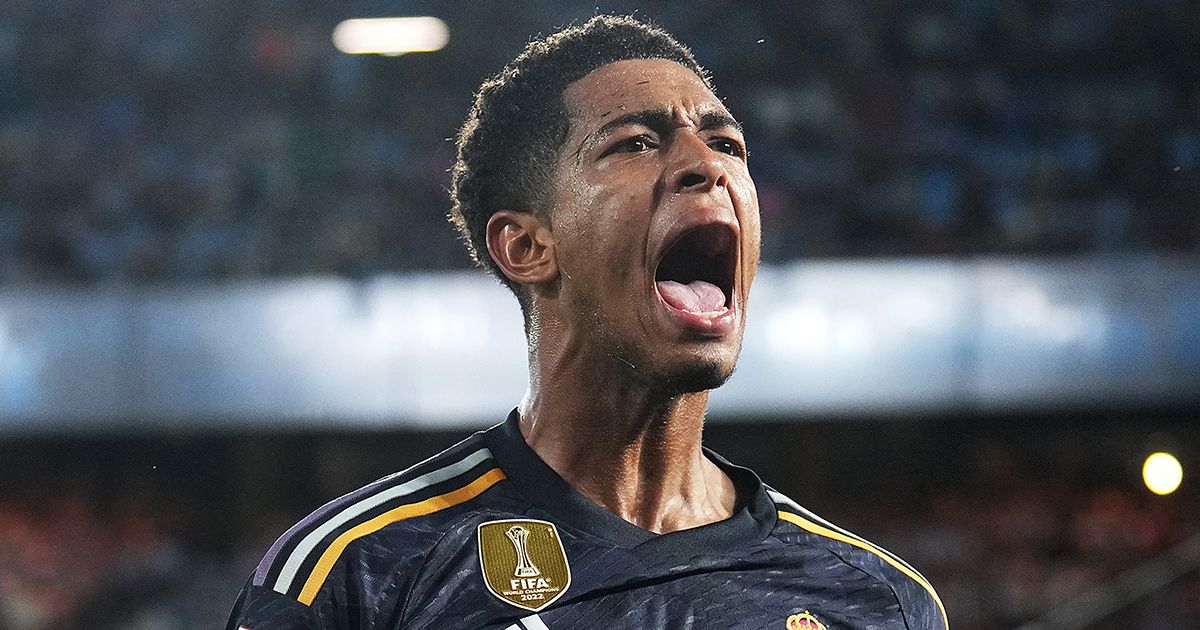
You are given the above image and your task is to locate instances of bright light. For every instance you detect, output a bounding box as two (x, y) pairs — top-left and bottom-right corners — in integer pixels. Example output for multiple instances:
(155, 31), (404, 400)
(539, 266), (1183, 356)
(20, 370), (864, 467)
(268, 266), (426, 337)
(1142, 452), (1183, 495)
(332, 17), (449, 56)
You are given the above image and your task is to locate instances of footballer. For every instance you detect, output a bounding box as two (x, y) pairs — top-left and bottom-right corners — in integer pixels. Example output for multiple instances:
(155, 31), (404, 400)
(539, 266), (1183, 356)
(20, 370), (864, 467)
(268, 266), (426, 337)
(228, 15), (947, 630)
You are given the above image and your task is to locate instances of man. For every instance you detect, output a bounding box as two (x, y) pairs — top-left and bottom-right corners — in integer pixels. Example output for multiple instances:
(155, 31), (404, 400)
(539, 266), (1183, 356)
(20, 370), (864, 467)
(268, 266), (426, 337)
(229, 15), (947, 630)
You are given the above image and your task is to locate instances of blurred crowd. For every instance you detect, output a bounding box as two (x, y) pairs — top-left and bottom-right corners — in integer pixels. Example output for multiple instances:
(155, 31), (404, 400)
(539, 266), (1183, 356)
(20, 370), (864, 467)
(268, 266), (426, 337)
(868, 485), (1200, 628)
(0, 488), (187, 629)
(0, 474), (213, 629)
(2, 0), (1198, 283)
(0, 449), (277, 630)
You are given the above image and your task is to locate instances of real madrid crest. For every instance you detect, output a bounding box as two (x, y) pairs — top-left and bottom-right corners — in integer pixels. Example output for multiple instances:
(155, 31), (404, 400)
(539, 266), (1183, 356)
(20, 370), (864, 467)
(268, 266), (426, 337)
(478, 519), (572, 611)
(787, 611), (827, 630)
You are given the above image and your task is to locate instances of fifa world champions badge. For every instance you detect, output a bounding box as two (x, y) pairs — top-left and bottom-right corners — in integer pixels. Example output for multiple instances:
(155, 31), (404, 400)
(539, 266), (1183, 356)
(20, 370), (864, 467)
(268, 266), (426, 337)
(787, 611), (828, 630)
(478, 519), (572, 611)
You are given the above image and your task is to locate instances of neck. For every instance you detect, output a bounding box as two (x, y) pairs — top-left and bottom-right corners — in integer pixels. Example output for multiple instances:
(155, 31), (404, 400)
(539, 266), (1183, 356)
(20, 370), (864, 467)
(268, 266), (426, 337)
(518, 322), (737, 534)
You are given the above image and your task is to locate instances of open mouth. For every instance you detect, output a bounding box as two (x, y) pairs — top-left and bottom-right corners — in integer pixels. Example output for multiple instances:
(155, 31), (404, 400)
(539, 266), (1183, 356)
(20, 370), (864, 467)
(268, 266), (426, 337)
(653, 224), (736, 315)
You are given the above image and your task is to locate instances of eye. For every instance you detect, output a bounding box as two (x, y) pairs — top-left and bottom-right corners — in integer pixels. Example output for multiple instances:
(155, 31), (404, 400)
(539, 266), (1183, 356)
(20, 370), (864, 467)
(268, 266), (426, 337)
(601, 134), (657, 157)
(708, 137), (746, 159)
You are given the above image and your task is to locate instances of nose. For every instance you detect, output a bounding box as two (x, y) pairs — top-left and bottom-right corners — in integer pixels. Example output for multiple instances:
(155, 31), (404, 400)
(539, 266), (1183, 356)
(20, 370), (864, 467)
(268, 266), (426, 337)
(665, 135), (728, 194)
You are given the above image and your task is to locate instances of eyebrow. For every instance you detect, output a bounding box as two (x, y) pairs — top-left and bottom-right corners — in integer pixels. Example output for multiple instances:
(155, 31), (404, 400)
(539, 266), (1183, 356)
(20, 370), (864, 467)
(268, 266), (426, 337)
(574, 107), (744, 157)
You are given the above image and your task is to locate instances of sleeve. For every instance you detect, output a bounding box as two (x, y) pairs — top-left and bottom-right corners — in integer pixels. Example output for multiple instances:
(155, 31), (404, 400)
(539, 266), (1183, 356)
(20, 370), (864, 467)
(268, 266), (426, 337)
(228, 530), (434, 630)
(895, 575), (949, 630)
(226, 575), (324, 630)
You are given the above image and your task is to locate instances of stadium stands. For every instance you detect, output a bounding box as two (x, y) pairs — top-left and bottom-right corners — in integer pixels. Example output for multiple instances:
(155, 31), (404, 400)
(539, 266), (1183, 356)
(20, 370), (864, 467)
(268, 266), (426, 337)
(2, 0), (1198, 283)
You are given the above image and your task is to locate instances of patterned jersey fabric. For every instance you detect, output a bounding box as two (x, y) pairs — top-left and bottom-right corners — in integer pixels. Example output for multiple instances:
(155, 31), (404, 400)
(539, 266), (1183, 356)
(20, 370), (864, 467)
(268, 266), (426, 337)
(229, 410), (947, 629)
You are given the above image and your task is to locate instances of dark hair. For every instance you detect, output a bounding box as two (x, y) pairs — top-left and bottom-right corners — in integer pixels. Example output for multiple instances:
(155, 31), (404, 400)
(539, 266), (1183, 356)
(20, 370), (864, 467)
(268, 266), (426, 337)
(449, 15), (711, 303)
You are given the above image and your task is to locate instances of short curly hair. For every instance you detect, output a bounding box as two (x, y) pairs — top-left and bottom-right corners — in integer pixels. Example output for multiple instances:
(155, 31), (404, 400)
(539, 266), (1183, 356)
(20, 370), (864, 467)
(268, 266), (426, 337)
(449, 15), (711, 302)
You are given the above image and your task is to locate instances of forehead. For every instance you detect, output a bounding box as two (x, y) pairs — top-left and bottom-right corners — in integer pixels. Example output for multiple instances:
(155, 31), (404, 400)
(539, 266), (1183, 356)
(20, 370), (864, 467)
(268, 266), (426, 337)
(562, 58), (726, 130)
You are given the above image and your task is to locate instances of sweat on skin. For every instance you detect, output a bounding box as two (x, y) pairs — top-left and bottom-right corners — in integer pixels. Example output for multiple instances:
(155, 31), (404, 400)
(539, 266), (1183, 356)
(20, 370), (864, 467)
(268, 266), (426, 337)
(484, 58), (761, 534)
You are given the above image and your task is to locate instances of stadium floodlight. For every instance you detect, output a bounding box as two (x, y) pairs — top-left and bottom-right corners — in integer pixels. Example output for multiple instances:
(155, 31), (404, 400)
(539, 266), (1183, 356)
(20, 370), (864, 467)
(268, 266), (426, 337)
(332, 17), (449, 56)
(1142, 451), (1183, 496)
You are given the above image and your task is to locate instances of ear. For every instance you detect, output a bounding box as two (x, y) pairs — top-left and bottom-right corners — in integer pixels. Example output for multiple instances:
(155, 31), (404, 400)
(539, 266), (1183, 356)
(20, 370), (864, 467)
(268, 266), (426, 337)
(485, 210), (559, 288)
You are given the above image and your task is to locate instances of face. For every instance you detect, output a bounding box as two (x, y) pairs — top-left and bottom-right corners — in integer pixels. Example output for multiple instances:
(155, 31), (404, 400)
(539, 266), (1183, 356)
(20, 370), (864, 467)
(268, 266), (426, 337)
(546, 58), (761, 393)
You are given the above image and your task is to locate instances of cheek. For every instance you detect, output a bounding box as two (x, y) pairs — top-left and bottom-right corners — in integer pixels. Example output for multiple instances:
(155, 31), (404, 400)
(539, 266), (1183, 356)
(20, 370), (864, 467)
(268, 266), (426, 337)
(730, 176), (761, 298)
(733, 176), (762, 257)
(582, 177), (651, 266)
(550, 167), (603, 252)
(553, 177), (644, 285)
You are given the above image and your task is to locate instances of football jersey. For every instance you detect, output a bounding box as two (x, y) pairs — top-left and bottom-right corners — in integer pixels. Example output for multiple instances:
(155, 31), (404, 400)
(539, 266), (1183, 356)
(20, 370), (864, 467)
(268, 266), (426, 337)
(229, 410), (947, 629)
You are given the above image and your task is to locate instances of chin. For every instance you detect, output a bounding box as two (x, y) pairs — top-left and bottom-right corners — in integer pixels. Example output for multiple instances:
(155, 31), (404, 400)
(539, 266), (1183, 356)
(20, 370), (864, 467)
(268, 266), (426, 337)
(654, 354), (737, 396)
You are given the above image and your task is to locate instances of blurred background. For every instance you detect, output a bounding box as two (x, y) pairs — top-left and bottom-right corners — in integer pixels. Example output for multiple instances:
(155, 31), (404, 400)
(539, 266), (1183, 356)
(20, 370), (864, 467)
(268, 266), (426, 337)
(1, 0), (1199, 628)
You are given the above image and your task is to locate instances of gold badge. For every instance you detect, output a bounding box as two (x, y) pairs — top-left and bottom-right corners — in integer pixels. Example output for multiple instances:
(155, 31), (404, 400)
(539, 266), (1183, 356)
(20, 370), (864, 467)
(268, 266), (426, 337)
(478, 519), (571, 611)
(787, 611), (827, 630)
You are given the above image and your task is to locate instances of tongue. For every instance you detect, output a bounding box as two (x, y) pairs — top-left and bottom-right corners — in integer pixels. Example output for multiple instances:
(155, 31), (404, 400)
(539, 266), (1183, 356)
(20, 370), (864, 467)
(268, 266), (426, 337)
(657, 280), (726, 313)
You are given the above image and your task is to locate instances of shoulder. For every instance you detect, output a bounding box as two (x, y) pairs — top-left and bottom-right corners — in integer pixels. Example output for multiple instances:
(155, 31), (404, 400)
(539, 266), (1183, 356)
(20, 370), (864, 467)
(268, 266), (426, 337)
(768, 487), (949, 630)
(249, 432), (503, 607)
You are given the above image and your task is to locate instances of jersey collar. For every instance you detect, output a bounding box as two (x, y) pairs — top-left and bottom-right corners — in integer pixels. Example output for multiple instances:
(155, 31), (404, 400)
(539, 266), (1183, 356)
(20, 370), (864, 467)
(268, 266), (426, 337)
(484, 408), (777, 559)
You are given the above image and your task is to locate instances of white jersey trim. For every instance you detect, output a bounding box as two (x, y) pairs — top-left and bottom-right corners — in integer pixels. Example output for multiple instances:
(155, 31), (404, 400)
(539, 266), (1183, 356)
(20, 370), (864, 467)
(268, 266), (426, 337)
(272, 447), (494, 595)
(767, 489), (932, 585)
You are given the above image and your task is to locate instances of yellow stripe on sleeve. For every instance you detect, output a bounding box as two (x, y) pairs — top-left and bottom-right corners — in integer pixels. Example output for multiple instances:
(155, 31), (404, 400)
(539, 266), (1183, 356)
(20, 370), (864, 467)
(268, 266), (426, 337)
(777, 511), (948, 628)
(298, 467), (506, 606)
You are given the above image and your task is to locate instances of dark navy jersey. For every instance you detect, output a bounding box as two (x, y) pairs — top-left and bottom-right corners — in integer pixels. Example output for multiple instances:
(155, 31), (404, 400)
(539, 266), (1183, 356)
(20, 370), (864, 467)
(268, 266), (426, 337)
(229, 411), (947, 630)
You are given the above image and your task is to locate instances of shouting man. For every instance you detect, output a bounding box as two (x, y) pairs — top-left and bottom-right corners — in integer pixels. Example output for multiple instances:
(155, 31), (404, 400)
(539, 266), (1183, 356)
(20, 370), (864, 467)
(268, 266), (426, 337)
(229, 15), (947, 630)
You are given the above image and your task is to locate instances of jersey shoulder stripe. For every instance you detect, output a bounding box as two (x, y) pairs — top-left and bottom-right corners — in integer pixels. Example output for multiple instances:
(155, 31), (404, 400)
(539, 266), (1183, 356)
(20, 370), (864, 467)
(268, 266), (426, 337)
(296, 465), (505, 605)
(768, 489), (928, 580)
(253, 440), (498, 601)
(769, 489), (948, 628)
